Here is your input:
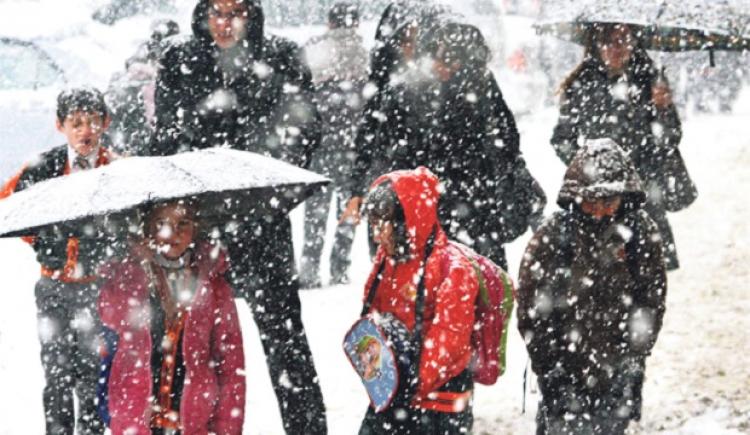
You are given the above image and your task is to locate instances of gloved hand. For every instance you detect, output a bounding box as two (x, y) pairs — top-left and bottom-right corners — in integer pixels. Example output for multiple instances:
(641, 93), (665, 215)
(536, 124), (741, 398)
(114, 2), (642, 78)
(33, 228), (68, 270)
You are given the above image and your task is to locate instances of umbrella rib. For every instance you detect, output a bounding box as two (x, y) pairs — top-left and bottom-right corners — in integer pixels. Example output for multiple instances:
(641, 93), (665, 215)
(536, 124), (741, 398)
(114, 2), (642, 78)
(163, 158), (209, 200)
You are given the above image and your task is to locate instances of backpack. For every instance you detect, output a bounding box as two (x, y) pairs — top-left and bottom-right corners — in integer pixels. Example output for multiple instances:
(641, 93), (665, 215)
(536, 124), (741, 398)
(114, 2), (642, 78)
(451, 242), (515, 386)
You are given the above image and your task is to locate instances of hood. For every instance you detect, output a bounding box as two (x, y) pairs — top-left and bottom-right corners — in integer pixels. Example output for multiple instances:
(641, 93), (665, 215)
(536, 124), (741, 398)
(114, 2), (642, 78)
(191, 0), (265, 55)
(374, 1), (423, 44)
(558, 138), (646, 211)
(370, 167), (441, 257)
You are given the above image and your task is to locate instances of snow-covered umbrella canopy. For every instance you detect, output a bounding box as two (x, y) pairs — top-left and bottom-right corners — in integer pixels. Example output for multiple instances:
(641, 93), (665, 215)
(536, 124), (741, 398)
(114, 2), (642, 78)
(536, 0), (750, 52)
(0, 148), (329, 238)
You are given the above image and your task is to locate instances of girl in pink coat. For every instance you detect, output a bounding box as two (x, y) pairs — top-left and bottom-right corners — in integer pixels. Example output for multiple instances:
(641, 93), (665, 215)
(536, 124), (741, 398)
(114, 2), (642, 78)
(98, 200), (245, 435)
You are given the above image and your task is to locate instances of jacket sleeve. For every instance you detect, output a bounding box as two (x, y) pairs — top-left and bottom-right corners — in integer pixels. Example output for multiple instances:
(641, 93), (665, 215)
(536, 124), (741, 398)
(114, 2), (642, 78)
(550, 88), (581, 165)
(517, 215), (568, 376)
(489, 75), (520, 161)
(151, 43), (185, 156)
(273, 39), (321, 169)
(627, 211), (667, 358)
(209, 277), (246, 435)
(416, 254), (478, 398)
(346, 93), (382, 198)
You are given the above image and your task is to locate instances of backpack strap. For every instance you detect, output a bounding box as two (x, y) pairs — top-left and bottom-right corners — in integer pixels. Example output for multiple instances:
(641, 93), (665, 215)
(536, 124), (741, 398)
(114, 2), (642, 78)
(411, 227), (438, 393)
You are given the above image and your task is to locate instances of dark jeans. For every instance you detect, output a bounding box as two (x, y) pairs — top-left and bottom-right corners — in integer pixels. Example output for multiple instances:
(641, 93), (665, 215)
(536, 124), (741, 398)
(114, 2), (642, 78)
(228, 217), (327, 434)
(358, 370), (474, 435)
(35, 277), (105, 435)
(300, 184), (356, 286)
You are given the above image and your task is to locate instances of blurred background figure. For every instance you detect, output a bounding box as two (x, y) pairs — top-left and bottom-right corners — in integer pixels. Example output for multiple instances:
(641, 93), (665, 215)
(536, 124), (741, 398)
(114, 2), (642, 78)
(93, 0), (176, 25)
(105, 19), (179, 156)
(299, 2), (369, 288)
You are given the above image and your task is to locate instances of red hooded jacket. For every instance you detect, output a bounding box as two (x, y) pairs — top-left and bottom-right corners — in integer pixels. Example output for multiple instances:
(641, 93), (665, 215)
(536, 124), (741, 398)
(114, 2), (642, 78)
(363, 168), (479, 401)
(98, 242), (245, 435)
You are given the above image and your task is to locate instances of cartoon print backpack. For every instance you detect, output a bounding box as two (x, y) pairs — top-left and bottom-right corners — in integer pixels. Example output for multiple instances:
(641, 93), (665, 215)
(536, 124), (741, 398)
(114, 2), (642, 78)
(451, 242), (515, 386)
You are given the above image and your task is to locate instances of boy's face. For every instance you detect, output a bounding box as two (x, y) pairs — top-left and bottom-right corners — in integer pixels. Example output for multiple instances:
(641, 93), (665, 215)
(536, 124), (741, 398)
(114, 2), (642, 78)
(56, 111), (110, 157)
(581, 196), (622, 221)
(148, 204), (196, 260)
(432, 43), (461, 82)
(208, 0), (249, 50)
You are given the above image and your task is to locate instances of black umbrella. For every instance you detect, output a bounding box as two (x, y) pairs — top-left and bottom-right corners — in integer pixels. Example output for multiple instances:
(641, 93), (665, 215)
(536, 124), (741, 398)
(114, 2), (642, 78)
(0, 148), (329, 238)
(536, 0), (750, 64)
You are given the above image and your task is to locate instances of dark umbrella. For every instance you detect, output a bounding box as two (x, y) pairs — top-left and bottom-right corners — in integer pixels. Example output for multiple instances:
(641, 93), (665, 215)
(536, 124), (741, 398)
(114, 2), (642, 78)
(536, 0), (750, 64)
(0, 148), (329, 238)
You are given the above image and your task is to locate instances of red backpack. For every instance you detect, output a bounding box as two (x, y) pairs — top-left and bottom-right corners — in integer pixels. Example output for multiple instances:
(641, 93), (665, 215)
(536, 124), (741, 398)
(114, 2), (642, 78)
(451, 242), (516, 385)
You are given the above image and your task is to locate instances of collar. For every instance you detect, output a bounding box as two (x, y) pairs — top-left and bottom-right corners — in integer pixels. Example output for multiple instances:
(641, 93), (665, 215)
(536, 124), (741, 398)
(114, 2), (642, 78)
(67, 145), (100, 173)
(153, 250), (192, 270)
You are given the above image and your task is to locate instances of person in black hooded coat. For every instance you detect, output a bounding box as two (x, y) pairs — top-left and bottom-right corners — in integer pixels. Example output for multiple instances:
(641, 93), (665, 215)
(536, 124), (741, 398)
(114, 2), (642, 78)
(150, 0), (326, 433)
(342, 20), (545, 269)
(551, 24), (697, 270)
(518, 138), (667, 435)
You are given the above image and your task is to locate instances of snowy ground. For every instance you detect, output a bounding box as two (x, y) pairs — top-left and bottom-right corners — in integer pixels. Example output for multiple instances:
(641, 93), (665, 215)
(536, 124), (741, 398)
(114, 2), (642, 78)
(1, 92), (748, 434)
(0, 1), (749, 434)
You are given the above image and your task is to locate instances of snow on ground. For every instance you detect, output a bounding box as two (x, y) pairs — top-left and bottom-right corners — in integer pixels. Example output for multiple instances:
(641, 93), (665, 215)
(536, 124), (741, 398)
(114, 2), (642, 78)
(0, 3), (749, 434)
(1, 92), (747, 434)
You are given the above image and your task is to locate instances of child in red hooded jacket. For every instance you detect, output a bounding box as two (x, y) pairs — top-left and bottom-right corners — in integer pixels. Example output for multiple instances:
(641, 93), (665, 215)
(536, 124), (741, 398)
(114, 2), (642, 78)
(358, 167), (479, 435)
(98, 200), (245, 435)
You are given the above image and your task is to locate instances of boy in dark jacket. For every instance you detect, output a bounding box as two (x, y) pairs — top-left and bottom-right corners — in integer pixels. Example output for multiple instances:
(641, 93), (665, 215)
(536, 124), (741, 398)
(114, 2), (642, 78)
(0, 88), (116, 435)
(517, 139), (667, 435)
(150, 0), (326, 432)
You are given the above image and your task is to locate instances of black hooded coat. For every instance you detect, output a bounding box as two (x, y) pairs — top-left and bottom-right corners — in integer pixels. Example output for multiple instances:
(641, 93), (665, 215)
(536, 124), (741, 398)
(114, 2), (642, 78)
(349, 21), (544, 267)
(150, 2), (327, 433)
(518, 139), (667, 429)
(151, 0), (320, 164)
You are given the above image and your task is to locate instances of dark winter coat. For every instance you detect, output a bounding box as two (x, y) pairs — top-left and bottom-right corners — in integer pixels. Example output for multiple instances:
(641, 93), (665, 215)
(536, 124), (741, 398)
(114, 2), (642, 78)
(350, 64), (543, 266)
(151, 0), (320, 168)
(0, 145), (117, 281)
(518, 139), (667, 420)
(551, 52), (696, 268)
(150, 0), (317, 295)
(98, 243), (245, 434)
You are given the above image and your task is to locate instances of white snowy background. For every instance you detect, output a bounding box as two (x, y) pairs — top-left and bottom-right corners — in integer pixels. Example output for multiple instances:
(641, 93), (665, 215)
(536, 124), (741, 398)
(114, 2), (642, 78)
(0, 0), (748, 433)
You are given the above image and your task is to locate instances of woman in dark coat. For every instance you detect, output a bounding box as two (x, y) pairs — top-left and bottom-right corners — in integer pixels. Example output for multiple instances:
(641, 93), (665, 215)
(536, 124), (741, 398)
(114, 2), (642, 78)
(551, 23), (696, 270)
(150, 0), (326, 433)
(518, 138), (667, 435)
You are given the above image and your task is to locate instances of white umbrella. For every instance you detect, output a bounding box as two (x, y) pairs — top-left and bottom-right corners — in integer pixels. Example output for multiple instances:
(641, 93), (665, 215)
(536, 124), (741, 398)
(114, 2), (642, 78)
(536, 0), (750, 55)
(0, 147), (329, 238)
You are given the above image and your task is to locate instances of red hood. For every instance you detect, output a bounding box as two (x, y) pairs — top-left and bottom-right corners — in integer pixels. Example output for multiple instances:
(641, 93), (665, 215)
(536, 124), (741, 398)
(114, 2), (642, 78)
(370, 167), (441, 257)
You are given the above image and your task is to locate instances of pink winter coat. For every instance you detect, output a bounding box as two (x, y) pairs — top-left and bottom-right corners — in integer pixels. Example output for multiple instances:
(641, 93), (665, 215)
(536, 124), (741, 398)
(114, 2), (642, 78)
(98, 242), (245, 435)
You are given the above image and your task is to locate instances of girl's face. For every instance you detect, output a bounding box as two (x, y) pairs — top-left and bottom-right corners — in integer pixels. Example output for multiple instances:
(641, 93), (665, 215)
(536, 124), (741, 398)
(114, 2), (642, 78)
(596, 25), (635, 75)
(148, 203), (196, 259)
(371, 218), (396, 257)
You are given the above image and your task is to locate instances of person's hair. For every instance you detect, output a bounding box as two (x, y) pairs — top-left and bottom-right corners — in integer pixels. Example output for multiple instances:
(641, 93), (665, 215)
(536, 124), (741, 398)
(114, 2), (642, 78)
(364, 181), (412, 261)
(328, 2), (359, 29)
(143, 199), (199, 238)
(426, 23), (490, 73)
(56, 87), (108, 123)
(558, 23), (650, 97)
